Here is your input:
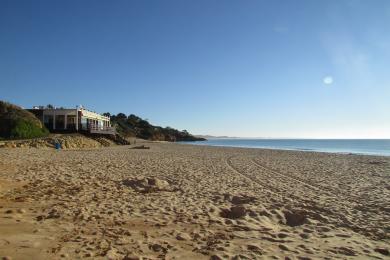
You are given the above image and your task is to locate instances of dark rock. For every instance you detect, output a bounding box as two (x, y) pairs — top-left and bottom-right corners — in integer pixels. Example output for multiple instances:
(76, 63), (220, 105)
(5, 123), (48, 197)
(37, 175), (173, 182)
(151, 243), (163, 252)
(220, 206), (246, 219)
(130, 145), (150, 149)
(284, 210), (307, 227)
(374, 247), (390, 256)
(210, 255), (223, 260)
(36, 215), (45, 221)
(231, 195), (256, 205)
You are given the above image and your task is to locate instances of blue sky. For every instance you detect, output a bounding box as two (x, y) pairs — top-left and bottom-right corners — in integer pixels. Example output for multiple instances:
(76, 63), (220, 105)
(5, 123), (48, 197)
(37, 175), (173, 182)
(1, 0), (390, 138)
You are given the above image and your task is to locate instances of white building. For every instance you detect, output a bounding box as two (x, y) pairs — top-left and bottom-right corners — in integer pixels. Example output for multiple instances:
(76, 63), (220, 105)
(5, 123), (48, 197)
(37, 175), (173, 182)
(28, 106), (115, 135)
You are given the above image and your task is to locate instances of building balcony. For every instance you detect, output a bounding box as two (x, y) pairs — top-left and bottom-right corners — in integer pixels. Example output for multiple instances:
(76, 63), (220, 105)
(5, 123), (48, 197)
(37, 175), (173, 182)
(88, 126), (116, 135)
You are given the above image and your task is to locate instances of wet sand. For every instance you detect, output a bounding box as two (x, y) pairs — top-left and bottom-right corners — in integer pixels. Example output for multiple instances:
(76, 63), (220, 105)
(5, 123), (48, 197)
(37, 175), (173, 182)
(0, 142), (389, 259)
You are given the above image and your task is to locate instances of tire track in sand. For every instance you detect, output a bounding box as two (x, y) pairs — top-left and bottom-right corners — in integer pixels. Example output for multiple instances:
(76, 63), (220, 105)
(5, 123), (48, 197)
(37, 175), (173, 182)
(225, 155), (376, 236)
(225, 156), (310, 203)
(250, 158), (337, 197)
(250, 158), (389, 213)
(225, 156), (281, 198)
(248, 157), (390, 239)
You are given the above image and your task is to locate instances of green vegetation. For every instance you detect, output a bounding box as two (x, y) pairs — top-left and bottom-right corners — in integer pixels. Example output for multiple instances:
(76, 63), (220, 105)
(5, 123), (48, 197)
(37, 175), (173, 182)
(10, 118), (49, 139)
(109, 113), (205, 142)
(0, 101), (49, 139)
(0, 100), (202, 142)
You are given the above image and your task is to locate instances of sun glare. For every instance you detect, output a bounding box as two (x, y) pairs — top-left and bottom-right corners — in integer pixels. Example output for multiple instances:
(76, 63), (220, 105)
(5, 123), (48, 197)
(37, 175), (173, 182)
(323, 76), (333, 85)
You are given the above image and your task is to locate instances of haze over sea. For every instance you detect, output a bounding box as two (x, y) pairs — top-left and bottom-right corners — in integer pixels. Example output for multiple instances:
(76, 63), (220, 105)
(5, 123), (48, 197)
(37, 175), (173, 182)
(189, 139), (390, 156)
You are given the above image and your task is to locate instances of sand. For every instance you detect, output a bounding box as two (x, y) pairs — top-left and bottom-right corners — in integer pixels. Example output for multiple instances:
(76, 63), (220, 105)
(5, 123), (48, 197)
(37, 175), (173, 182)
(0, 142), (389, 259)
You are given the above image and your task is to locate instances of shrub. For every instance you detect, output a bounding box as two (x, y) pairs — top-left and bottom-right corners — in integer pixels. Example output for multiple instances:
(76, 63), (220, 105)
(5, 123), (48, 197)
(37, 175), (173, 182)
(0, 100), (49, 139)
(10, 119), (49, 139)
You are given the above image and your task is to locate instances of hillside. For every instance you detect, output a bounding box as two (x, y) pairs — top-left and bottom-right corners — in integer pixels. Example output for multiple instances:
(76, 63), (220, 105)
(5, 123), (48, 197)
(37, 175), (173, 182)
(0, 101), (49, 139)
(0, 100), (204, 142)
(109, 113), (205, 142)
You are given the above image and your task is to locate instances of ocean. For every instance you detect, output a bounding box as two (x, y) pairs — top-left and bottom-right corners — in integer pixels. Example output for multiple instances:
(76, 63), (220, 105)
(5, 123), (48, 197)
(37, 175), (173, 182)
(188, 139), (390, 156)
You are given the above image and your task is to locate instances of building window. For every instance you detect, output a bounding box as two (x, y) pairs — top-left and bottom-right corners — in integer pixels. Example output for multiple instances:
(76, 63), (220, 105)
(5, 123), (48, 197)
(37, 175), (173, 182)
(56, 115), (65, 129)
(81, 118), (87, 130)
(43, 115), (53, 130)
(67, 115), (76, 130)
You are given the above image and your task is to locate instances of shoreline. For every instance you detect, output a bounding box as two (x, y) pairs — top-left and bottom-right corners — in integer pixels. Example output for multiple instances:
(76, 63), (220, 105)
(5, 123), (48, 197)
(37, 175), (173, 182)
(181, 139), (390, 157)
(1, 142), (389, 259)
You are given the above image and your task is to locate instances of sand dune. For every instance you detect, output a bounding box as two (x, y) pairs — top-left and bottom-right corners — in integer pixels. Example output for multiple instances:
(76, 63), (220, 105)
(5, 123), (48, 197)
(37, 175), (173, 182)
(0, 142), (389, 259)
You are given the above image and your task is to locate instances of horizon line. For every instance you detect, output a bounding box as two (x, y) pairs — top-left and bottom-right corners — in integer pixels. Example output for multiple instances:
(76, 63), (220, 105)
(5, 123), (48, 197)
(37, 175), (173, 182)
(195, 136), (390, 140)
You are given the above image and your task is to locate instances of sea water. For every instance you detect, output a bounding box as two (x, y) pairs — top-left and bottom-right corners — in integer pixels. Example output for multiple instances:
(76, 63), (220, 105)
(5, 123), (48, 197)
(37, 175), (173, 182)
(188, 139), (390, 156)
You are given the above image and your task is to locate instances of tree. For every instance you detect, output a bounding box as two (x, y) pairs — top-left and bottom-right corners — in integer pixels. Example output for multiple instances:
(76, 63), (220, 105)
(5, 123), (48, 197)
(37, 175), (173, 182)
(110, 111), (205, 141)
(116, 113), (127, 120)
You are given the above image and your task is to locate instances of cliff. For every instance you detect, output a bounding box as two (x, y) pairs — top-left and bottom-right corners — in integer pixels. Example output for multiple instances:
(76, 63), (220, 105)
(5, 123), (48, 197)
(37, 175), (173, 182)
(109, 113), (205, 142)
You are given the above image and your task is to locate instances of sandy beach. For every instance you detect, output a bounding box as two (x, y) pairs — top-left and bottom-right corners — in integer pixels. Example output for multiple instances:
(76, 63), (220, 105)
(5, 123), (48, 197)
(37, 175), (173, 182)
(0, 142), (389, 259)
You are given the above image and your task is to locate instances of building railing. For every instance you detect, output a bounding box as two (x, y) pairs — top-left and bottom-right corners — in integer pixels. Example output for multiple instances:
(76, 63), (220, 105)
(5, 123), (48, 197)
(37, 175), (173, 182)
(88, 125), (116, 135)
